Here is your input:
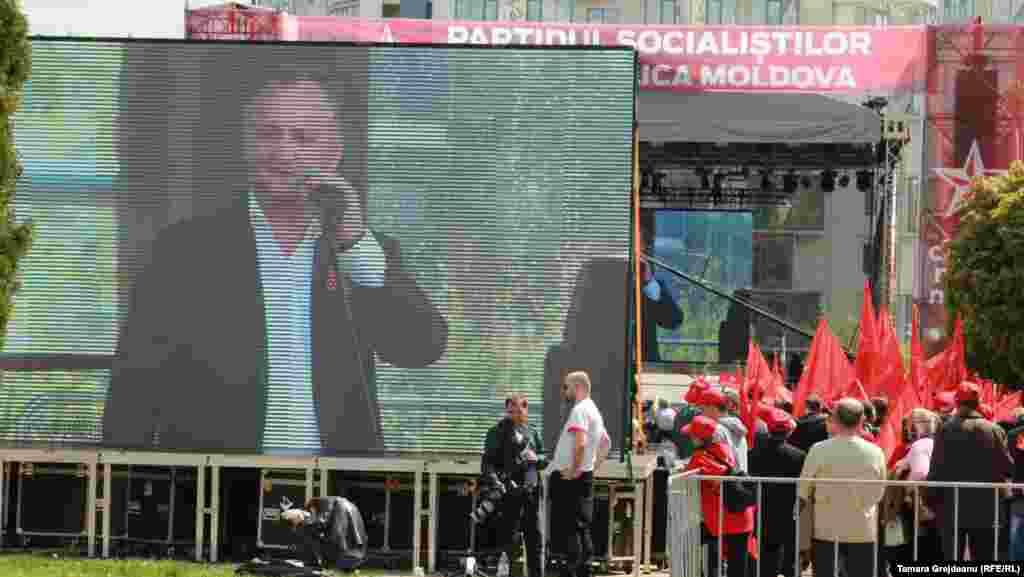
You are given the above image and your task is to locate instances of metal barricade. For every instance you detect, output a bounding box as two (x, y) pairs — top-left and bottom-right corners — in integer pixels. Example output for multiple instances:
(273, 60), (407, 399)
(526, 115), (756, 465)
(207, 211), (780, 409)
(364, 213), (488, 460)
(668, 472), (1024, 577)
(667, 470), (702, 577)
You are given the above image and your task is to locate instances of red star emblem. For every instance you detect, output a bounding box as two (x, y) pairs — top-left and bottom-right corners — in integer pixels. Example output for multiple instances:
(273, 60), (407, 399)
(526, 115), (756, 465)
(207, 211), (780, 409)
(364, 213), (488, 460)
(932, 140), (1006, 219)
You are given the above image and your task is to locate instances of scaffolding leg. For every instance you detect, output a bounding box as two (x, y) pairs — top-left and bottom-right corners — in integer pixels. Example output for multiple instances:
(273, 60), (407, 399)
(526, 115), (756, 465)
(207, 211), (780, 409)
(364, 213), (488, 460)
(167, 467), (176, 555)
(102, 464), (112, 559)
(87, 462), (97, 558)
(413, 469), (423, 575)
(0, 460), (5, 551)
(607, 484), (617, 567)
(210, 465), (220, 563)
(195, 466), (206, 562)
(383, 482), (392, 553)
(305, 468), (314, 507)
(428, 471), (439, 574)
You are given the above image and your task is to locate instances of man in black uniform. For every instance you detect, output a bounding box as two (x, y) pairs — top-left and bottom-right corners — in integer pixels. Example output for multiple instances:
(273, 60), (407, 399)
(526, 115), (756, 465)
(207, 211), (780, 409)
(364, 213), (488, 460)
(481, 393), (546, 577)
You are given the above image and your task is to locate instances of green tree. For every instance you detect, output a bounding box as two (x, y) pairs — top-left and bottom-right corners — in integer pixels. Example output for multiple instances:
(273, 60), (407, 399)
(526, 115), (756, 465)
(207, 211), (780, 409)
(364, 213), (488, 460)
(945, 161), (1024, 385)
(0, 0), (34, 348)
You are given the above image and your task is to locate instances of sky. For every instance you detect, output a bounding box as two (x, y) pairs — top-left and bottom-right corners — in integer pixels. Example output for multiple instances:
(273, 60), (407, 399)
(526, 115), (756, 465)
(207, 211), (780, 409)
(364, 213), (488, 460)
(21, 0), (234, 38)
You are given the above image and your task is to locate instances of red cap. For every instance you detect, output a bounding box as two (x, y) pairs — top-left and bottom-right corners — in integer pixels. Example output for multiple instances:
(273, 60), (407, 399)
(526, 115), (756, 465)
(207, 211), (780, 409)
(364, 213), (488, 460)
(955, 381), (981, 404)
(756, 402), (776, 422)
(698, 388), (726, 408)
(935, 391), (957, 411)
(979, 403), (994, 421)
(684, 379), (710, 404)
(681, 415), (718, 441)
(765, 408), (796, 434)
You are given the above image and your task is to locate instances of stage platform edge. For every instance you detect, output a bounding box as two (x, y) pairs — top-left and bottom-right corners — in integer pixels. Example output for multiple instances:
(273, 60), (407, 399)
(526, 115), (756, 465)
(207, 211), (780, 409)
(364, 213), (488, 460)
(0, 449), (659, 575)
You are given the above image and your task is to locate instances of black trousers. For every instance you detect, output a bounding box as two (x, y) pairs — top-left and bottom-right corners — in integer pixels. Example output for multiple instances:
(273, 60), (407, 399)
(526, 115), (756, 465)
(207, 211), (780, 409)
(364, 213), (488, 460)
(941, 527), (997, 561)
(499, 486), (543, 577)
(811, 540), (875, 577)
(551, 471), (594, 577)
(760, 538), (798, 577)
(705, 531), (749, 577)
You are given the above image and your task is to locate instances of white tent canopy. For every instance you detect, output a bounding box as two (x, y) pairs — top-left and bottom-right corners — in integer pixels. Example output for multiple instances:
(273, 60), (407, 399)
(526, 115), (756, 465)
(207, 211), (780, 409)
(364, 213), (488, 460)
(637, 91), (883, 145)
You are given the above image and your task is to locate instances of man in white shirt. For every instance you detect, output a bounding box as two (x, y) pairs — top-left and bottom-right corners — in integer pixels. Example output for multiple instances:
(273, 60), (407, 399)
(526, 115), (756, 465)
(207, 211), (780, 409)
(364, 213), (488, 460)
(103, 66), (448, 455)
(548, 371), (610, 577)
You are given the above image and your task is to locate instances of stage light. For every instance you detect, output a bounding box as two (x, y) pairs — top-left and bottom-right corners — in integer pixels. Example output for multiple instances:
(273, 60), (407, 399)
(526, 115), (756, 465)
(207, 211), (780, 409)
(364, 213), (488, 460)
(856, 170), (873, 192)
(711, 173), (724, 206)
(783, 172), (798, 194)
(696, 166), (710, 189)
(838, 173), (851, 188)
(820, 169), (836, 193)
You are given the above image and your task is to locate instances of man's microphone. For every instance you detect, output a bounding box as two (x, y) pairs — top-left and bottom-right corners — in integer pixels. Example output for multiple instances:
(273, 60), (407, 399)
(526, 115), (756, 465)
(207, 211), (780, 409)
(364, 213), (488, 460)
(302, 169), (351, 254)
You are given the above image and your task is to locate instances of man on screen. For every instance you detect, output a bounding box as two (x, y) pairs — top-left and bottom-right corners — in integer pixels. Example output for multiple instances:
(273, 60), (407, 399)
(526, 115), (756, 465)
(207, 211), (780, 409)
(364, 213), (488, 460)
(103, 68), (448, 455)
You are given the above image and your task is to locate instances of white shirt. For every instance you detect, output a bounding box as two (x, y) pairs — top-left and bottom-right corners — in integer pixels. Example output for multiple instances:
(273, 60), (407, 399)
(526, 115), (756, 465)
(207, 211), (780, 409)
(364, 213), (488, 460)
(656, 407), (677, 432)
(250, 192), (387, 453)
(549, 398), (610, 476)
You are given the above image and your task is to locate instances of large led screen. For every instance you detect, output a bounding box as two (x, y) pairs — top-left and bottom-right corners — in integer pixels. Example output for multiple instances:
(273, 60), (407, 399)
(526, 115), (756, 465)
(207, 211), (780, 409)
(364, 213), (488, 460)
(2, 40), (635, 456)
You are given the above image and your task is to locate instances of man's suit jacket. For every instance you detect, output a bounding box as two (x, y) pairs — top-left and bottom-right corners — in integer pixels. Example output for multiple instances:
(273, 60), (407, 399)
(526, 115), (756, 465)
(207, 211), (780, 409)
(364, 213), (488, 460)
(790, 413), (829, 453)
(102, 198), (448, 454)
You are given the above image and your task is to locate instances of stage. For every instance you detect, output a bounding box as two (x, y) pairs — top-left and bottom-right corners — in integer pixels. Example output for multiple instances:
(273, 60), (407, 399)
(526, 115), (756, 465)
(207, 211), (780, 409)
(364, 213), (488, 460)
(0, 448), (659, 576)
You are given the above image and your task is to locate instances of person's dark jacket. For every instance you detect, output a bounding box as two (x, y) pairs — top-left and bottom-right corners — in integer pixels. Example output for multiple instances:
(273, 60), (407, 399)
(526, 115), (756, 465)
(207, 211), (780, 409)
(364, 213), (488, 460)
(302, 496), (368, 571)
(748, 435), (807, 545)
(482, 418), (546, 488)
(102, 197), (448, 454)
(789, 413), (829, 453)
(1005, 418), (1024, 484)
(927, 408), (1015, 529)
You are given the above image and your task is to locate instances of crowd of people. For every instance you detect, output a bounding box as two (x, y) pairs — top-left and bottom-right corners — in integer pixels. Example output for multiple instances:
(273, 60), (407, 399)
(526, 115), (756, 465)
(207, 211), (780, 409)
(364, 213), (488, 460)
(645, 378), (1024, 577)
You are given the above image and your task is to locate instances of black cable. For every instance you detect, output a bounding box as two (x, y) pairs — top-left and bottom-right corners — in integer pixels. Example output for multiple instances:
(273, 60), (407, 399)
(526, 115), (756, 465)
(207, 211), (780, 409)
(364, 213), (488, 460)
(640, 252), (853, 356)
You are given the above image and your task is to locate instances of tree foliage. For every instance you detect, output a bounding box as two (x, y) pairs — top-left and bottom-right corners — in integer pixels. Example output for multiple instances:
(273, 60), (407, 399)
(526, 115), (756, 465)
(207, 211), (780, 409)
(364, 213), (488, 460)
(0, 0), (33, 349)
(945, 161), (1024, 386)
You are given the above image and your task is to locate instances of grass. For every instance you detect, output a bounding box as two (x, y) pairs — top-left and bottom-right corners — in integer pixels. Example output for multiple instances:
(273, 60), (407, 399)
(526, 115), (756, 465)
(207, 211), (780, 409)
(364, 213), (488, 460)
(0, 553), (395, 577)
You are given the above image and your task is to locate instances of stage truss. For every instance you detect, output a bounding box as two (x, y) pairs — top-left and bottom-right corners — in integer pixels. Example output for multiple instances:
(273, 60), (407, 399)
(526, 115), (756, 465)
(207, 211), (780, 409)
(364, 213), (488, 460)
(0, 449), (658, 576)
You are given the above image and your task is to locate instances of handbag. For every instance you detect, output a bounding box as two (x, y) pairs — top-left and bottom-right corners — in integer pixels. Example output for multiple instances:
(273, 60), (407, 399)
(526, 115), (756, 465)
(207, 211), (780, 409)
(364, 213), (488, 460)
(707, 453), (758, 513)
(884, 517), (906, 546)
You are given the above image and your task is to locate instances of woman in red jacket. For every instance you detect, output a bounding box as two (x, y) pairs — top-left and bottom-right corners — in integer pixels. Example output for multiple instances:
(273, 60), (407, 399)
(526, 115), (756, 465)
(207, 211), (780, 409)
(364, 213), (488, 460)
(683, 415), (754, 577)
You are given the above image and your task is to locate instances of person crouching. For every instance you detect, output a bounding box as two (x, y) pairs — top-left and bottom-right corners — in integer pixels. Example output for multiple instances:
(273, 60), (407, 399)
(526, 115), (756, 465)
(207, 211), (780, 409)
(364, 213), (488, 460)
(682, 415), (754, 577)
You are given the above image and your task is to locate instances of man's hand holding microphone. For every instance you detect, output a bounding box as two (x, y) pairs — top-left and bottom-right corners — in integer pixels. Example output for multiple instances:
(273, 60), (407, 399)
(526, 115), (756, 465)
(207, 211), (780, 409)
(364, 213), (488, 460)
(302, 169), (366, 251)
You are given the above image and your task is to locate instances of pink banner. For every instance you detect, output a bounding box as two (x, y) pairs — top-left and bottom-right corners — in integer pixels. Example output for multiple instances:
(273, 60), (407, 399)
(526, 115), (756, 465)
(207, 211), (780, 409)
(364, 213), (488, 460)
(288, 17), (927, 94)
(186, 3), (284, 41)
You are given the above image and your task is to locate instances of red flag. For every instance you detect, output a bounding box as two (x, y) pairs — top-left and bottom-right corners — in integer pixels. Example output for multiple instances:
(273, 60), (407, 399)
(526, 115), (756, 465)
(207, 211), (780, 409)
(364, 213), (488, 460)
(793, 319), (834, 417)
(947, 315), (968, 388)
(793, 319), (853, 415)
(854, 281), (881, 396)
(909, 305), (928, 411)
(771, 353), (793, 405)
(996, 392), (1022, 422)
(742, 341), (770, 445)
(824, 329), (854, 405)
(931, 315), (968, 392)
